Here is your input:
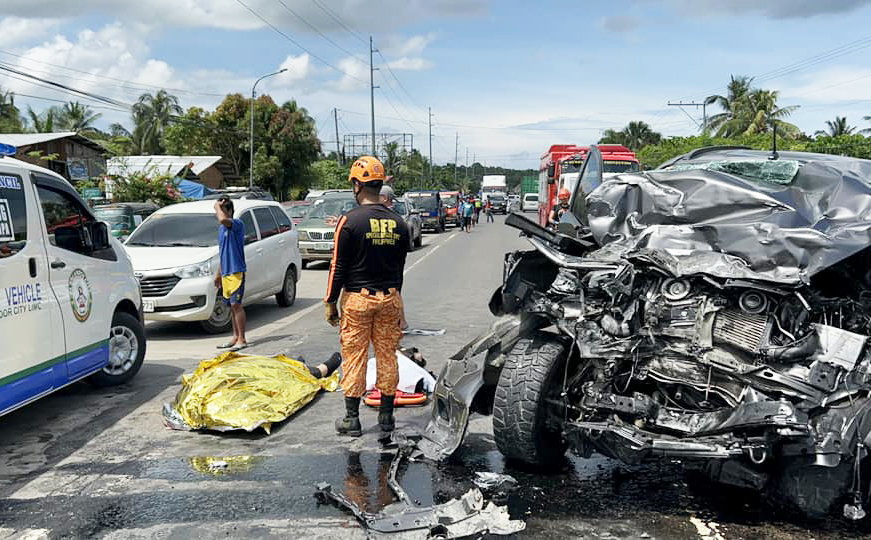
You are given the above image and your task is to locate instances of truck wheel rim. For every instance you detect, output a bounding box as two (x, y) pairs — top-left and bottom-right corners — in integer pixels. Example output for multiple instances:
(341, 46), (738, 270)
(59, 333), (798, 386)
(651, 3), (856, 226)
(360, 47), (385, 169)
(106, 325), (138, 375)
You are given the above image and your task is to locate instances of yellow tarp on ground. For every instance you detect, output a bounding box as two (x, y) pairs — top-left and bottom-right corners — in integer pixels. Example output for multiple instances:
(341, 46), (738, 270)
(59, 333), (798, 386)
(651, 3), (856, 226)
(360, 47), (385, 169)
(170, 352), (340, 434)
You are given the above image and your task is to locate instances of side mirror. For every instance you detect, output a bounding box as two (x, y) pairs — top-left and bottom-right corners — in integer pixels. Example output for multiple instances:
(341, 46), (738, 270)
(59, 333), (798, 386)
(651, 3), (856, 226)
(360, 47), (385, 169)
(89, 221), (111, 251)
(547, 163), (555, 179)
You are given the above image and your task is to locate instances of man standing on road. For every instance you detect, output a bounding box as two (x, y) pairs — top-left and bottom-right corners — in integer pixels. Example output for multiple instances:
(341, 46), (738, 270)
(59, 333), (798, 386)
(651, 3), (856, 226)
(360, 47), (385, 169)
(485, 198), (494, 223)
(460, 195), (475, 233)
(324, 156), (410, 437)
(379, 184), (395, 209)
(548, 188), (571, 229)
(214, 197), (248, 351)
(473, 197), (482, 225)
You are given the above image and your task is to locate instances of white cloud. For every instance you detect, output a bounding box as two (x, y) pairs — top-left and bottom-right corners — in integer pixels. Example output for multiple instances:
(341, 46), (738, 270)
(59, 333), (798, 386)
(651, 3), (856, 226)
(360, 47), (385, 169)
(667, 0), (871, 19)
(386, 57), (433, 71)
(383, 32), (438, 56)
(277, 53), (312, 84)
(599, 15), (640, 33)
(0, 17), (60, 48)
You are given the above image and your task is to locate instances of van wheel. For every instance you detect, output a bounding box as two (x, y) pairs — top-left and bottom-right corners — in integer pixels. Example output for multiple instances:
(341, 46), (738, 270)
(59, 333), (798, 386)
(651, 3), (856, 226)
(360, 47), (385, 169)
(414, 230), (423, 248)
(276, 266), (297, 307)
(90, 311), (146, 387)
(200, 296), (233, 334)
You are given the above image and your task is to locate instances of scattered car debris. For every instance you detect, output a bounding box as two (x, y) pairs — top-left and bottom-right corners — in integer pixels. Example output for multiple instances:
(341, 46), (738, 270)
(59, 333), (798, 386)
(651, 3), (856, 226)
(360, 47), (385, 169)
(162, 352), (340, 433)
(418, 147), (871, 519)
(315, 443), (524, 539)
(472, 472), (517, 491)
(403, 328), (446, 336)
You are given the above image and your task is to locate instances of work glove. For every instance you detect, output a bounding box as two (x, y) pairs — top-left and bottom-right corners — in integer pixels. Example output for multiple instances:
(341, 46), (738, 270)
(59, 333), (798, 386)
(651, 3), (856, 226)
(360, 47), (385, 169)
(325, 302), (340, 327)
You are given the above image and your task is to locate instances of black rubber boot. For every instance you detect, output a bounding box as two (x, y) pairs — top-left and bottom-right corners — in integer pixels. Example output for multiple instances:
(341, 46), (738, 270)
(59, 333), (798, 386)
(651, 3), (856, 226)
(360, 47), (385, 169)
(378, 394), (396, 432)
(336, 397), (362, 437)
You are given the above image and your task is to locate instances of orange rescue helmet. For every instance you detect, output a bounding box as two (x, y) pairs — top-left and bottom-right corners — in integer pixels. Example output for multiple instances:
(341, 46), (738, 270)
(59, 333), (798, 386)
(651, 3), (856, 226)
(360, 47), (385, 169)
(558, 188), (571, 201)
(348, 156), (386, 184)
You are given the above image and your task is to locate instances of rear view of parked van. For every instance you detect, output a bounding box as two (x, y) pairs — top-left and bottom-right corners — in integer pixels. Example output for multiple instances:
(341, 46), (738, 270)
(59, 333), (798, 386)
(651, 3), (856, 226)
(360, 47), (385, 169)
(0, 145), (145, 417)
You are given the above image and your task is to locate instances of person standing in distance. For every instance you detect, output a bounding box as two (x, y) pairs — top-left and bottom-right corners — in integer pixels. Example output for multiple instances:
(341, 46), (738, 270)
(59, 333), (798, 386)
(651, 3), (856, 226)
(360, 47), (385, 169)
(214, 197), (248, 351)
(324, 156), (410, 437)
(460, 195), (475, 233)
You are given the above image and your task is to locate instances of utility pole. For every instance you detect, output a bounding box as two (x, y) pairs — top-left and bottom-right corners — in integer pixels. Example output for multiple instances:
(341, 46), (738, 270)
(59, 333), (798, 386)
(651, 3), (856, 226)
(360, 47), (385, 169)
(465, 147), (469, 184)
(453, 132), (459, 187)
(668, 101), (707, 131)
(333, 108), (341, 167)
(428, 107), (433, 188)
(369, 36), (379, 155)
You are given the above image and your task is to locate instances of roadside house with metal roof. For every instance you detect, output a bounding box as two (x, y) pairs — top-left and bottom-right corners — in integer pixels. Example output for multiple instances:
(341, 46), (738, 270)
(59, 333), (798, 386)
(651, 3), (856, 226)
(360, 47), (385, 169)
(106, 155), (241, 189)
(1, 132), (107, 182)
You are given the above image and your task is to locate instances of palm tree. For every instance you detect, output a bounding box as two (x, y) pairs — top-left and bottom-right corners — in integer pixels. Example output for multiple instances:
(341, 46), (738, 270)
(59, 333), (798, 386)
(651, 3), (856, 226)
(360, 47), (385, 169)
(60, 101), (102, 133)
(598, 121), (661, 151)
(816, 116), (855, 137)
(131, 90), (182, 154)
(27, 105), (57, 133)
(859, 115), (871, 135)
(109, 123), (131, 137)
(704, 75), (754, 135)
(740, 89), (800, 137)
(0, 86), (23, 132)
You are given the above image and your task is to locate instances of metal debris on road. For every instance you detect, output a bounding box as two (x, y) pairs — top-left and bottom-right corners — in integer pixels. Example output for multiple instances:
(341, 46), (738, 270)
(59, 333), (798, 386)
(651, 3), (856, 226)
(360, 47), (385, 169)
(161, 352), (340, 433)
(472, 471), (517, 491)
(402, 328), (446, 336)
(314, 444), (524, 539)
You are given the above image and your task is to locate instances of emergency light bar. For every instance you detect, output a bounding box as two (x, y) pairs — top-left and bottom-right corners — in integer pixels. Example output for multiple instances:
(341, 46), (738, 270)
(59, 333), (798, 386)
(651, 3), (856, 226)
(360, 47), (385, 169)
(0, 143), (17, 157)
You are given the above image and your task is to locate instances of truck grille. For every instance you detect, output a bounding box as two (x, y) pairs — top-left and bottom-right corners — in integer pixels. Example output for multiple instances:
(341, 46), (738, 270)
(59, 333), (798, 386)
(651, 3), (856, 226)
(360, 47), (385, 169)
(139, 276), (180, 297)
(307, 231), (334, 241)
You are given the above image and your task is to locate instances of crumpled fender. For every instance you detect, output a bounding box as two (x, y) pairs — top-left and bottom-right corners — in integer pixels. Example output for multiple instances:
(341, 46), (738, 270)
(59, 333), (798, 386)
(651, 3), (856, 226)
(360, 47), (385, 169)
(417, 314), (546, 461)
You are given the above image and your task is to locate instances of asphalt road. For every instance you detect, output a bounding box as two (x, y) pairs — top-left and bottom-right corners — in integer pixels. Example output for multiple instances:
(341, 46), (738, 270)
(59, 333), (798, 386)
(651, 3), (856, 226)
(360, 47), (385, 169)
(2, 214), (871, 539)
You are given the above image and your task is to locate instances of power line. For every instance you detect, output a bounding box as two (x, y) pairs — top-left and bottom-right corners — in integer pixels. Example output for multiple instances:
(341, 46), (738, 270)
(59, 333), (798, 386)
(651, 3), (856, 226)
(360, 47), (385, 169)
(311, 0), (367, 45)
(276, 0), (365, 61)
(375, 50), (427, 114)
(0, 48), (224, 97)
(235, 0), (366, 83)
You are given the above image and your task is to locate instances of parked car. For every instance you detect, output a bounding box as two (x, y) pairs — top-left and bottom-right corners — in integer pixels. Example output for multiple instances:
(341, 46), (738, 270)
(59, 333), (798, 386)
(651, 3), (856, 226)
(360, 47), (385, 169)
(1, 148), (146, 417)
(305, 189), (352, 201)
(297, 191), (357, 268)
(485, 193), (508, 214)
(94, 202), (159, 241)
(283, 200), (312, 225)
(440, 191), (462, 228)
(392, 198), (423, 250)
(124, 199), (300, 333)
(203, 187), (273, 201)
(405, 191), (446, 233)
(521, 193), (539, 212)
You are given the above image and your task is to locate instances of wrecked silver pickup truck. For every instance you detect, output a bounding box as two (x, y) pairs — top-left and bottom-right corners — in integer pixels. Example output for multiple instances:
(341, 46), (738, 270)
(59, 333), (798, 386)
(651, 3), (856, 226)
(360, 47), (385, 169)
(420, 146), (871, 519)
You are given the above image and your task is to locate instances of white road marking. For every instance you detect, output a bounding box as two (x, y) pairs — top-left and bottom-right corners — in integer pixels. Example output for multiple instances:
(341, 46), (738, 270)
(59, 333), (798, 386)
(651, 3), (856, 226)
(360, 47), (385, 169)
(404, 232), (457, 275)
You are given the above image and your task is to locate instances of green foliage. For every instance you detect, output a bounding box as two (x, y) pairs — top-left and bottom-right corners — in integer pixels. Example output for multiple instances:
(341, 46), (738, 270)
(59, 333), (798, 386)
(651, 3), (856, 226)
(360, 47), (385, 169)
(705, 76), (799, 137)
(308, 159), (346, 190)
(108, 163), (184, 205)
(816, 116), (855, 137)
(598, 121), (662, 151)
(0, 86), (23, 133)
(132, 90), (183, 154)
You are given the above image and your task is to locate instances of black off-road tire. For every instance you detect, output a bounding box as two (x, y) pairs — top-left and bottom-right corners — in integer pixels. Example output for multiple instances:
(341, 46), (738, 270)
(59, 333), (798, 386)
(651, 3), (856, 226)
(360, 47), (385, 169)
(493, 331), (569, 467)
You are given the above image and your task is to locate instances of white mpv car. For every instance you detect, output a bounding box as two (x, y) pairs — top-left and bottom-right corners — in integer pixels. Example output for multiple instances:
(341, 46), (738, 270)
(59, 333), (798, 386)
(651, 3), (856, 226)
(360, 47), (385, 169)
(124, 199), (301, 333)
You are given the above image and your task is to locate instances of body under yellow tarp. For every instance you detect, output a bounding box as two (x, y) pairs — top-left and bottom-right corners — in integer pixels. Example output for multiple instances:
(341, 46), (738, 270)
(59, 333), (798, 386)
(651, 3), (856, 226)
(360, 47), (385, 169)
(168, 352), (340, 434)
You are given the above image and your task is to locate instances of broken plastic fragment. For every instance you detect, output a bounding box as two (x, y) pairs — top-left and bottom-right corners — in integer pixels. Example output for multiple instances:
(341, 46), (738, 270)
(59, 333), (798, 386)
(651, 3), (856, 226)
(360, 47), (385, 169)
(472, 471), (517, 490)
(402, 328), (446, 336)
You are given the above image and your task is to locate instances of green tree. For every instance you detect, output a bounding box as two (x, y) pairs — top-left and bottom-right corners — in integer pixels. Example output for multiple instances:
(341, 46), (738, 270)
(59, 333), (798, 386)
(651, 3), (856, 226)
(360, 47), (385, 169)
(27, 105), (58, 133)
(599, 121), (662, 151)
(704, 75), (754, 134)
(0, 87), (23, 133)
(162, 107), (215, 155)
(108, 163), (185, 205)
(59, 101), (102, 133)
(816, 116), (855, 137)
(704, 76), (799, 137)
(131, 90), (183, 154)
(308, 159), (346, 190)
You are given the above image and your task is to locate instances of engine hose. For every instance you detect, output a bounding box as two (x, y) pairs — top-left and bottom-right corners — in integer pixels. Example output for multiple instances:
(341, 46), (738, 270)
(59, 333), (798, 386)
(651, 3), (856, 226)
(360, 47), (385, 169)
(749, 447), (767, 465)
(760, 332), (818, 361)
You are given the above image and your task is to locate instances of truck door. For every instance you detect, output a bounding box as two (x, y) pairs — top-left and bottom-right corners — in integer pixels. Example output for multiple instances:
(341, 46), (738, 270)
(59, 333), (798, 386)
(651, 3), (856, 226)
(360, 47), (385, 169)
(34, 176), (115, 381)
(0, 170), (66, 415)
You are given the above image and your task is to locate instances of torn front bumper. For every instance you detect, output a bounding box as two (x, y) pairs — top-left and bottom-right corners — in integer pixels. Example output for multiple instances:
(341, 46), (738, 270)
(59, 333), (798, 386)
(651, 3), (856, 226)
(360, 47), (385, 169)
(417, 315), (542, 461)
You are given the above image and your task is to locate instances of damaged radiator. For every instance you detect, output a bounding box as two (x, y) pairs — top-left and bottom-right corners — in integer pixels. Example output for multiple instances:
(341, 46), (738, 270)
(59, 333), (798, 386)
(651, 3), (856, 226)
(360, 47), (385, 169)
(713, 309), (772, 354)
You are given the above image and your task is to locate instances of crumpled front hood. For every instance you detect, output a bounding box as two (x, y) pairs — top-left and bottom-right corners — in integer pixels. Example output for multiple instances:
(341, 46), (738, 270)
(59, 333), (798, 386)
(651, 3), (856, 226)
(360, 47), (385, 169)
(583, 155), (871, 285)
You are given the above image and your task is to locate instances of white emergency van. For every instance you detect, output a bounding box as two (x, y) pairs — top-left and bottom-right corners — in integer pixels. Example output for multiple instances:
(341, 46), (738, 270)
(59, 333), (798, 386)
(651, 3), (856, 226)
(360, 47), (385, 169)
(0, 144), (145, 417)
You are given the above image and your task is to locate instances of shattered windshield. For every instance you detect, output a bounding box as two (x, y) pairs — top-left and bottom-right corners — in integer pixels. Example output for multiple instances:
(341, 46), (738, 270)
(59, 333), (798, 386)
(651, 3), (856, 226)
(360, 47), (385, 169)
(666, 159), (800, 185)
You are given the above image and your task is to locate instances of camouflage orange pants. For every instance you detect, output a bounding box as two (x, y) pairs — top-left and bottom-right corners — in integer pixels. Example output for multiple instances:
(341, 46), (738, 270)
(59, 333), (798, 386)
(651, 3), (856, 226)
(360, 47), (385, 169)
(339, 289), (402, 398)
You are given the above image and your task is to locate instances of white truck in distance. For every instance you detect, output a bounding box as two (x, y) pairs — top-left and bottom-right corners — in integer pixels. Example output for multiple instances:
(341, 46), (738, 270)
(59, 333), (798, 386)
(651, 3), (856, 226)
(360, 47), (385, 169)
(481, 175), (507, 193)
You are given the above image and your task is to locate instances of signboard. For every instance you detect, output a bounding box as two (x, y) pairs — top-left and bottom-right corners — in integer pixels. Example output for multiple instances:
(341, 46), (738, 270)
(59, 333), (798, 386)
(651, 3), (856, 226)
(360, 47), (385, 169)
(67, 158), (89, 181)
(82, 188), (103, 199)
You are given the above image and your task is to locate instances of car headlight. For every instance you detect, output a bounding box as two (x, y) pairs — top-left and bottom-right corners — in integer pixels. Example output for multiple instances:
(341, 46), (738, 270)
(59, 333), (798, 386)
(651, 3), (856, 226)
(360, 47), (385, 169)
(299, 230), (310, 241)
(175, 257), (216, 279)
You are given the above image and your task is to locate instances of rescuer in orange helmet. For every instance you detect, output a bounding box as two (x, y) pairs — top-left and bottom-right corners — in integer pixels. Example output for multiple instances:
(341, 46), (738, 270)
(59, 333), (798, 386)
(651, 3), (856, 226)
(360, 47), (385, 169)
(548, 187), (571, 228)
(324, 156), (410, 437)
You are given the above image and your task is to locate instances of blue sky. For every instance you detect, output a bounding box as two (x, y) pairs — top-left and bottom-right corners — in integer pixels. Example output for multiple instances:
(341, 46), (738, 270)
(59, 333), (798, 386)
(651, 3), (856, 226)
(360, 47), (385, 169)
(2, 0), (871, 169)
